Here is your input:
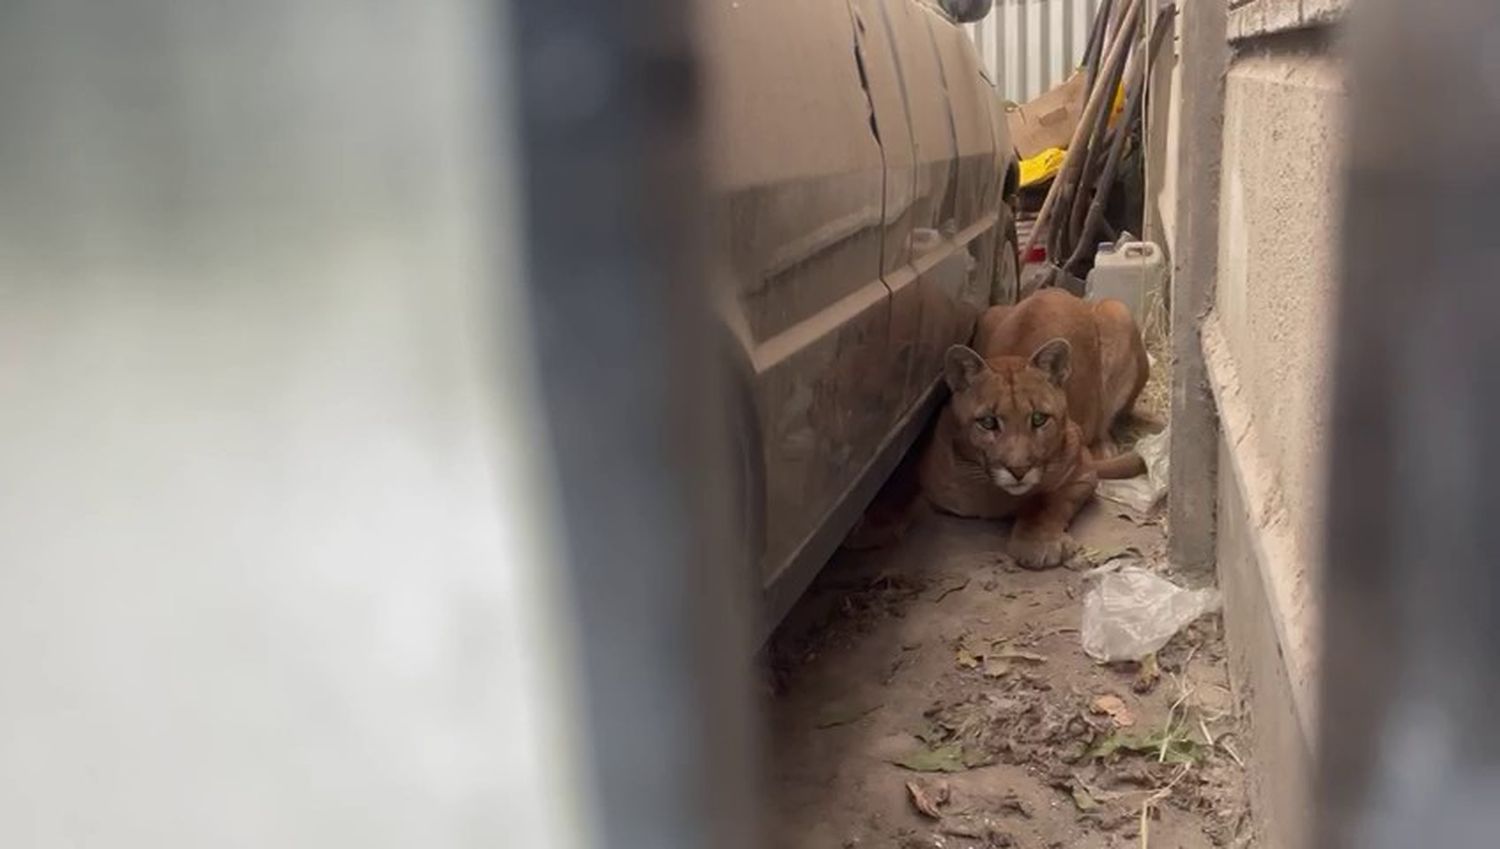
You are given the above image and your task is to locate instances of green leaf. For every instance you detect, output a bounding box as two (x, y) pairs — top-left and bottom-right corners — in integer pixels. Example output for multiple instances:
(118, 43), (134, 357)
(890, 744), (968, 773)
(960, 746), (997, 769)
(1085, 727), (1207, 764)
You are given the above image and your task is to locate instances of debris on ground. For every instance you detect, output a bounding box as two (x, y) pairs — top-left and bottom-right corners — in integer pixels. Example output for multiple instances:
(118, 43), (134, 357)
(816, 700), (883, 729)
(1072, 543), (1141, 571)
(939, 814), (1014, 844)
(950, 634), (1048, 678)
(1133, 653), (1163, 694)
(891, 744), (969, 774)
(991, 645), (1048, 665)
(955, 645), (982, 670)
(898, 673), (1098, 773)
(768, 508), (1248, 849)
(1096, 424), (1171, 513)
(1090, 693), (1136, 727)
(932, 577), (971, 603)
(1069, 782), (1101, 812)
(905, 779), (950, 819)
(1081, 564), (1222, 662)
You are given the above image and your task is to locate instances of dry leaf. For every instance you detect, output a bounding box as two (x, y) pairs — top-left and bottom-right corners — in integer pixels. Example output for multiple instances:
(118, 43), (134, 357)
(996, 791), (1033, 819)
(990, 642), (1047, 664)
(905, 779), (949, 819)
(955, 647), (981, 669)
(1081, 545), (1141, 566)
(1091, 694), (1136, 728)
(982, 657), (1012, 678)
(940, 815), (1001, 839)
(891, 744), (967, 773)
(1070, 783), (1100, 812)
(1132, 653), (1161, 693)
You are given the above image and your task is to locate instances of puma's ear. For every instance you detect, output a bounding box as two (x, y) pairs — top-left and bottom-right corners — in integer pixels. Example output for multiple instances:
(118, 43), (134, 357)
(943, 345), (989, 393)
(1029, 338), (1072, 387)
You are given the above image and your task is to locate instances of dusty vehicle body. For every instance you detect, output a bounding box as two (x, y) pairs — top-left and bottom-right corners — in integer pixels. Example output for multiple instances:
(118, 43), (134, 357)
(699, 0), (1019, 634)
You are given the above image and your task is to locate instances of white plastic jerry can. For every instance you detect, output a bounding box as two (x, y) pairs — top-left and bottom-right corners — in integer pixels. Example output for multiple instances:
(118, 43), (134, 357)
(1086, 237), (1167, 322)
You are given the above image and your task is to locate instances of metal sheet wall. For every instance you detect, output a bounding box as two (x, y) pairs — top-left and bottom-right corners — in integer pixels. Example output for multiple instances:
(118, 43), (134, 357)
(968, 0), (1102, 103)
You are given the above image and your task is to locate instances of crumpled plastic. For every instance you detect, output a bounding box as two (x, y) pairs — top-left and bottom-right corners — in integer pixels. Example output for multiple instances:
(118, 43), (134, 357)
(1081, 564), (1221, 662)
(1096, 425), (1170, 514)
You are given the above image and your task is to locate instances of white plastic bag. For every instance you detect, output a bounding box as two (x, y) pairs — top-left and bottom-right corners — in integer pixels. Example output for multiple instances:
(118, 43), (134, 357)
(1096, 425), (1170, 513)
(1081, 565), (1221, 662)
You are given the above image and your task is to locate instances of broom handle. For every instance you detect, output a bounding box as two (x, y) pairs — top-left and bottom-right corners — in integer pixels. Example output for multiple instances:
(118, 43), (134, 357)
(1019, 0), (1142, 264)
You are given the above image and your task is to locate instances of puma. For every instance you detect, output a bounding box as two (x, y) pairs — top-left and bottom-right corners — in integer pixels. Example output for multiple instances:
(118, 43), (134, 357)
(917, 289), (1149, 569)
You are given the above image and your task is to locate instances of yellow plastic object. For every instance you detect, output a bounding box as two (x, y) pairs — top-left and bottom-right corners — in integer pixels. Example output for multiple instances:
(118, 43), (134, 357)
(1109, 81), (1126, 124)
(1018, 82), (1129, 189)
(1019, 147), (1066, 188)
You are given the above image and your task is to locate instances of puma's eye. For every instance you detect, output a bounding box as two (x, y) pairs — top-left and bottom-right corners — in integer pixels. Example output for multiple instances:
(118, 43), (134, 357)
(1030, 412), (1051, 429)
(977, 415), (1000, 432)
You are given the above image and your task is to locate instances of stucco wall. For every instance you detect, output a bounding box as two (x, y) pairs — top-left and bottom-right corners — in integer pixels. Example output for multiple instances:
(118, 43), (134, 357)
(1152, 4), (1345, 846)
(1215, 28), (1343, 849)
(1216, 49), (1341, 579)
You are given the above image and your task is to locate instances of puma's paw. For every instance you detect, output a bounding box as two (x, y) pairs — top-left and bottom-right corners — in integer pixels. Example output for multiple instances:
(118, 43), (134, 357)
(1009, 531), (1074, 571)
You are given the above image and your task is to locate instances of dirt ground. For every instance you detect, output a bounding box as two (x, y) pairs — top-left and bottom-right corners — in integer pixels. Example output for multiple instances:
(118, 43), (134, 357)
(763, 497), (1253, 849)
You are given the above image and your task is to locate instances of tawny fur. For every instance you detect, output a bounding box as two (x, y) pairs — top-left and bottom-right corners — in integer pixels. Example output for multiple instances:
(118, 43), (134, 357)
(917, 289), (1149, 569)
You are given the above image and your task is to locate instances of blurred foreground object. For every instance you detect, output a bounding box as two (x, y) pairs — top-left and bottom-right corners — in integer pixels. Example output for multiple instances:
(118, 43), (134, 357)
(1321, 1), (1500, 846)
(0, 1), (749, 847)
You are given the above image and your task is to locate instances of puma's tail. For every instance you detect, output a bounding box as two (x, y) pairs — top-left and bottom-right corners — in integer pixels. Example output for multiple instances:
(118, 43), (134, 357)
(1093, 450), (1146, 480)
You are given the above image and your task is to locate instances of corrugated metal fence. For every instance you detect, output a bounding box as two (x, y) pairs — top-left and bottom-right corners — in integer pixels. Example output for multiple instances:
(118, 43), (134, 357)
(968, 0), (1103, 103)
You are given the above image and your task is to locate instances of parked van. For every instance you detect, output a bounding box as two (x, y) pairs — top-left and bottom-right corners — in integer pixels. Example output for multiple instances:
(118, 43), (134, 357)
(700, 0), (1020, 632)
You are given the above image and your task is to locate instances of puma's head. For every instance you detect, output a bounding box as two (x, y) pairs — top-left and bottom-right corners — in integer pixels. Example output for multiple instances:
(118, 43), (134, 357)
(942, 339), (1072, 497)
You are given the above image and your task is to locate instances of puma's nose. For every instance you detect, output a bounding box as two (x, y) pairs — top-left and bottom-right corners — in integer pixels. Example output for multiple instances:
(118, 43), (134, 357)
(1004, 464), (1030, 481)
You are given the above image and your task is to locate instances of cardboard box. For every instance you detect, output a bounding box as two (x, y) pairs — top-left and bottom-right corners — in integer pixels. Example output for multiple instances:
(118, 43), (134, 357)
(1005, 70), (1086, 159)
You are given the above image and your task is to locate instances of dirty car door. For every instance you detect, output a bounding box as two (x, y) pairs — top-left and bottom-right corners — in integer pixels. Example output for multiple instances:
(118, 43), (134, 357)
(866, 0), (1003, 416)
(699, 0), (896, 599)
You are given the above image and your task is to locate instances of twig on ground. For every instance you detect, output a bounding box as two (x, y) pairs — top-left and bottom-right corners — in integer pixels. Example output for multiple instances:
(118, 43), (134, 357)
(1138, 763), (1192, 848)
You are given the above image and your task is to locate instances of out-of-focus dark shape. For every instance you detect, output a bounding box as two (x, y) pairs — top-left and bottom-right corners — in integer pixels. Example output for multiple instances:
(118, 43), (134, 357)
(939, 0), (996, 25)
(1321, 1), (1500, 846)
(0, 1), (607, 846)
(510, 1), (758, 848)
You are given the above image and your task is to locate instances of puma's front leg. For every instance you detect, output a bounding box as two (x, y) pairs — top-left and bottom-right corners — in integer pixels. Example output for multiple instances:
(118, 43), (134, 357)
(1008, 477), (1096, 570)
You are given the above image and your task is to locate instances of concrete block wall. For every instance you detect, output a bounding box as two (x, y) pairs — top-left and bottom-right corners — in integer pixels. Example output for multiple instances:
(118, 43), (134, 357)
(1154, 1), (1347, 846)
(1212, 20), (1343, 849)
